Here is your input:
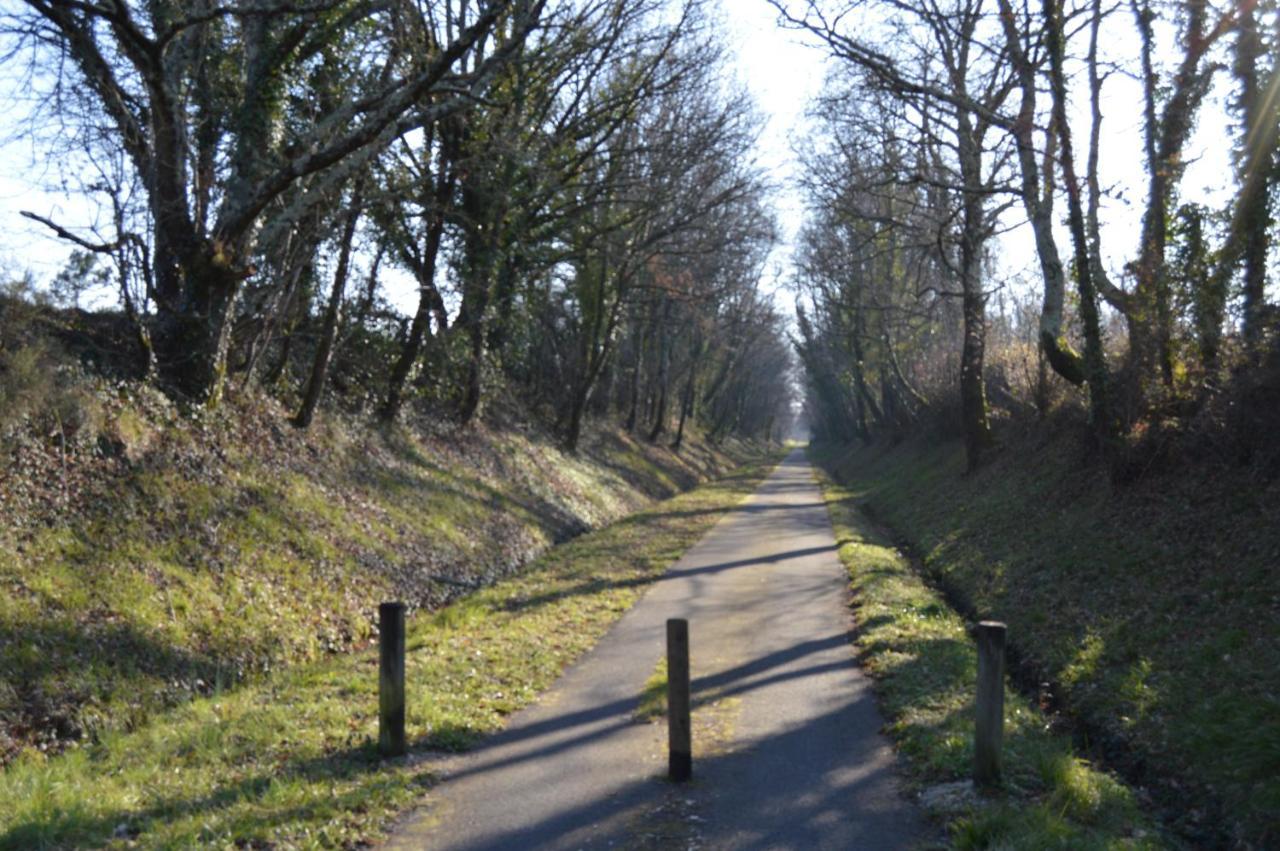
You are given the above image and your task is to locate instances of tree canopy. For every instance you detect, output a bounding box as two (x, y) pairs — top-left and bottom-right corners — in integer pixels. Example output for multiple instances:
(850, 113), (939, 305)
(4, 0), (795, 447)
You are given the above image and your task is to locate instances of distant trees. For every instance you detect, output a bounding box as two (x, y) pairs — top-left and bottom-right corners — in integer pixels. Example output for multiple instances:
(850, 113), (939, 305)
(775, 0), (1018, 469)
(4, 0), (792, 446)
(791, 85), (977, 445)
(780, 0), (1278, 466)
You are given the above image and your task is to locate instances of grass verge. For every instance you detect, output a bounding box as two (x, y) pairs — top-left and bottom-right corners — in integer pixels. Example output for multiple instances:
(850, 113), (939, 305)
(635, 657), (669, 723)
(809, 433), (1280, 846)
(0, 451), (782, 850)
(810, 450), (1163, 850)
(632, 656), (740, 756)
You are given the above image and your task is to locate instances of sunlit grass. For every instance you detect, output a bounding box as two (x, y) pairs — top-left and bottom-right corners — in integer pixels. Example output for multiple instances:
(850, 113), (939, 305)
(811, 454), (1162, 849)
(635, 657), (669, 722)
(812, 434), (1280, 843)
(0, 452), (782, 849)
(1, 401), (750, 765)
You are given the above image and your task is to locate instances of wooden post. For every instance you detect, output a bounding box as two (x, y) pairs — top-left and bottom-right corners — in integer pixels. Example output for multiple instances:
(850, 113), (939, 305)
(667, 618), (692, 782)
(379, 601), (407, 757)
(974, 620), (1006, 787)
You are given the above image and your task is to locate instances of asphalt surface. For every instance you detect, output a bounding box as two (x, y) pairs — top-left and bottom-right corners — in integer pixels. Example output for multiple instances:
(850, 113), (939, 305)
(384, 449), (926, 850)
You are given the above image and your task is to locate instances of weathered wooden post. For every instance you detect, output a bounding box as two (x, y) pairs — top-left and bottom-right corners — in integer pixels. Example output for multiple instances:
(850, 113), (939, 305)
(974, 620), (1006, 787)
(379, 601), (407, 758)
(667, 618), (692, 782)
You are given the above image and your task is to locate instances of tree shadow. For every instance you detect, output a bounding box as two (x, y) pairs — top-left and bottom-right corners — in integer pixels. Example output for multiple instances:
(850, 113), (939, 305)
(0, 616), (234, 753)
(0, 629), (868, 849)
(639, 500), (831, 521)
(414, 633), (856, 785)
(577, 430), (713, 499)
(370, 434), (592, 544)
(425, 694), (928, 851)
(501, 543), (841, 616)
(0, 733), (442, 849)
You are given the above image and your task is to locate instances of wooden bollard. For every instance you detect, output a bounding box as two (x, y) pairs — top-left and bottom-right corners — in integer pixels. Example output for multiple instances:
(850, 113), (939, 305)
(379, 601), (407, 757)
(974, 620), (1006, 787)
(667, 618), (692, 782)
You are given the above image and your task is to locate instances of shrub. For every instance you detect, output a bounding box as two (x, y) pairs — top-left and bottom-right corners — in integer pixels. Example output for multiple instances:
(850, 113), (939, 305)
(0, 281), (102, 447)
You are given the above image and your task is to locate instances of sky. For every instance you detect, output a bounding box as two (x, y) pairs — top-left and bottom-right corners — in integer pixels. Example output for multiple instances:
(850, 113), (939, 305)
(716, 0), (828, 298)
(0, 0), (1240, 317)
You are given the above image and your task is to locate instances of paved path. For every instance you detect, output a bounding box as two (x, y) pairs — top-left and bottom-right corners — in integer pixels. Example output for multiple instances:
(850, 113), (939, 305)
(385, 449), (926, 850)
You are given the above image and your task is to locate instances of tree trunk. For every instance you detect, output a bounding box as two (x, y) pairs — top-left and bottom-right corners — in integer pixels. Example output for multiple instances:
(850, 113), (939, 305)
(848, 308), (886, 430)
(959, 283), (991, 468)
(647, 301), (674, 442)
(454, 159), (500, 425)
(243, 249), (312, 388)
(294, 197), (362, 429)
(671, 340), (704, 451)
(344, 246), (384, 341)
(1046, 0), (1117, 449)
(156, 252), (242, 406)
(1235, 0), (1275, 357)
(956, 116), (994, 471)
(625, 313), (648, 432)
(382, 209), (448, 422)
(1124, 0), (1218, 404)
(671, 373), (694, 451)
(996, 0), (1088, 387)
(564, 381), (590, 454)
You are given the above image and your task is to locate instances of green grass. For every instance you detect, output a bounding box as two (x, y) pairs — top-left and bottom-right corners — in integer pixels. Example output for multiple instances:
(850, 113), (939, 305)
(809, 452), (1162, 849)
(0, 451), (782, 849)
(636, 657), (669, 722)
(809, 435), (1280, 845)
(0, 378), (753, 766)
(631, 647), (741, 765)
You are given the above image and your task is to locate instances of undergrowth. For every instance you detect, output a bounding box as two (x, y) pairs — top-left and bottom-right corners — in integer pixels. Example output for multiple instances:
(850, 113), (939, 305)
(0, 452), (782, 849)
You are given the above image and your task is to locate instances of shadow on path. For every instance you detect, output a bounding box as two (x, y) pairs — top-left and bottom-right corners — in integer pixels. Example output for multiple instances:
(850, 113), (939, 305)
(442, 698), (917, 851)
(427, 633), (855, 788)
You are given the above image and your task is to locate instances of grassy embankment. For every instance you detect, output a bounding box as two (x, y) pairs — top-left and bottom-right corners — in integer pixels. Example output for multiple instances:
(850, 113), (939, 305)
(811, 435), (1279, 848)
(0, 376), (752, 762)
(0, 419), (782, 849)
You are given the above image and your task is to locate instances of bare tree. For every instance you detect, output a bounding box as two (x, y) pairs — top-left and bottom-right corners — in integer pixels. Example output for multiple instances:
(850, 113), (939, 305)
(774, 0), (1018, 468)
(8, 0), (544, 404)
